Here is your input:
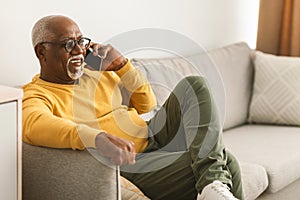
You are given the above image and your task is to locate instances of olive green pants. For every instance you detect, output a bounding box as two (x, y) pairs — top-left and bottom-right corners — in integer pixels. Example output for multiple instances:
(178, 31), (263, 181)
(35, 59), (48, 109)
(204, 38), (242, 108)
(121, 76), (244, 200)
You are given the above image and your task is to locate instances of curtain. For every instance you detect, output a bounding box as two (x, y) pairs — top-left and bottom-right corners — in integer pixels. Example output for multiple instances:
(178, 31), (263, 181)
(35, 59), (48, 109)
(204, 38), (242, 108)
(256, 0), (283, 55)
(279, 0), (300, 56)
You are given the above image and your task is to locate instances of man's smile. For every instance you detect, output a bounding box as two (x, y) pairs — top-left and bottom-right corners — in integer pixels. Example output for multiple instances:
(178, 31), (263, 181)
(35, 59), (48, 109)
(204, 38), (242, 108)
(66, 54), (84, 79)
(68, 54), (84, 67)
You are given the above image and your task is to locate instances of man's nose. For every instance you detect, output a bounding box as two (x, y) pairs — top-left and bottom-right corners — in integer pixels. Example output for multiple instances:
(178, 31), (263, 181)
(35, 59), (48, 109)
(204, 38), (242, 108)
(71, 42), (84, 54)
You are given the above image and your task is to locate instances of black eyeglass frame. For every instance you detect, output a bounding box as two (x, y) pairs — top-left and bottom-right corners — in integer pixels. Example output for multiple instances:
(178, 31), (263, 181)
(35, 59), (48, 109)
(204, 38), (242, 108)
(39, 37), (91, 53)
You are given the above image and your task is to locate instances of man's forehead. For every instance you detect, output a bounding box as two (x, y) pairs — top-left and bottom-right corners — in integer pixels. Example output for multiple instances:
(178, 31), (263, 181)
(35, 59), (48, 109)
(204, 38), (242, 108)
(55, 32), (83, 41)
(49, 21), (82, 41)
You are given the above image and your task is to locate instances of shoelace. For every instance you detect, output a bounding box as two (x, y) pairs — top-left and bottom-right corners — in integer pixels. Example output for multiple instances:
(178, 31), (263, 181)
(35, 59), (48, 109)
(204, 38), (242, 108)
(211, 181), (238, 200)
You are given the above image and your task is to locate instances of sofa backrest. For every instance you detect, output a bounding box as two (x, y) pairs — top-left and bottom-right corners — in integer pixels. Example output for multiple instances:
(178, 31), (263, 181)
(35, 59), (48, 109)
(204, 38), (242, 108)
(131, 42), (254, 130)
(208, 42), (254, 130)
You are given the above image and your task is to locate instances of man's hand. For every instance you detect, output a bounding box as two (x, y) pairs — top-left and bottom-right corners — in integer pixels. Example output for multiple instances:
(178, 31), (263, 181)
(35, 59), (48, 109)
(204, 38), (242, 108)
(89, 43), (128, 71)
(95, 132), (136, 166)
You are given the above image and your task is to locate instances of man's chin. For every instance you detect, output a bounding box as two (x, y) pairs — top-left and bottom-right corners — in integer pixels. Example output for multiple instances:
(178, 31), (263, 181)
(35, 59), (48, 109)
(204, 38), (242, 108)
(67, 66), (84, 80)
(66, 54), (85, 80)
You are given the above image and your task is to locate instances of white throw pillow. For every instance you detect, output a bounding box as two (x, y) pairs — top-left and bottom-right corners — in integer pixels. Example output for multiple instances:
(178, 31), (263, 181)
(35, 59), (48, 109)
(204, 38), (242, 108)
(248, 51), (300, 126)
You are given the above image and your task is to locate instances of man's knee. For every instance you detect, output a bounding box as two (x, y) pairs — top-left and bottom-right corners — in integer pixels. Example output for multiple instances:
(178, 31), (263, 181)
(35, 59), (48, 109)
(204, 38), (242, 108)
(172, 76), (211, 106)
(181, 76), (210, 96)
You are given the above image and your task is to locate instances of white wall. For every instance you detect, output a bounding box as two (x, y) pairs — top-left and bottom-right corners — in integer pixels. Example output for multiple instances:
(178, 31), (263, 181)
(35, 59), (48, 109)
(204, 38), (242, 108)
(0, 0), (259, 87)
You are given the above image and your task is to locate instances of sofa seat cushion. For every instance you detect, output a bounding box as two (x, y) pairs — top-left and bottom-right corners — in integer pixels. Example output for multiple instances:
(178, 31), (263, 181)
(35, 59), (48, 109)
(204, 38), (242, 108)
(121, 176), (150, 200)
(196, 161), (267, 200)
(239, 162), (268, 200)
(223, 125), (300, 193)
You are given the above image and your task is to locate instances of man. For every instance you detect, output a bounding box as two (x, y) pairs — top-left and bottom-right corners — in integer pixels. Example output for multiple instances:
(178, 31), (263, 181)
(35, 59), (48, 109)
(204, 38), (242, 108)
(23, 15), (244, 200)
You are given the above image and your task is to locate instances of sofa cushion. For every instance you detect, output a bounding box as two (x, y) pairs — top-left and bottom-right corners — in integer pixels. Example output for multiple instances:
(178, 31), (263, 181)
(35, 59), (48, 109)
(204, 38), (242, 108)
(121, 176), (150, 200)
(249, 51), (300, 126)
(195, 162), (267, 200)
(208, 42), (254, 130)
(131, 52), (226, 125)
(223, 124), (300, 193)
(239, 162), (268, 200)
(131, 42), (254, 130)
(131, 56), (201, 107)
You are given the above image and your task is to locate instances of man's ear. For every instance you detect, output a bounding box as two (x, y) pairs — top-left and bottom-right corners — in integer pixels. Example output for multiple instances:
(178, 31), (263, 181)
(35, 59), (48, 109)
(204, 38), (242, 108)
(34, 44), (46, 62)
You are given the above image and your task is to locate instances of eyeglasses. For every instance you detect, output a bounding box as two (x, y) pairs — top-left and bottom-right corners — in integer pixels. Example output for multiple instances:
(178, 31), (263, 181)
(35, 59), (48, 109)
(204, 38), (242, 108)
(39, 37), (91, 53)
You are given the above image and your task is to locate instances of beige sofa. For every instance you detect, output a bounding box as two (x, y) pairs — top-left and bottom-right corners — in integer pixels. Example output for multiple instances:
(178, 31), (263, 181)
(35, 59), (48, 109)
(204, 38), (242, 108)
(22, 42), (300, 200)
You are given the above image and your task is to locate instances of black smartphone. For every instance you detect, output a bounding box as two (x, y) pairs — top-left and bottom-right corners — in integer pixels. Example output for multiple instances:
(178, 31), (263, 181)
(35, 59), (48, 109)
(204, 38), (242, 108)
(84, 48), (102, 70)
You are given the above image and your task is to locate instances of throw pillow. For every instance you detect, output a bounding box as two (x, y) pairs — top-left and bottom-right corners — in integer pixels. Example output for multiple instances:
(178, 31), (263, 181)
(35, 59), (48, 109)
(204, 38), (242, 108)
(248, 51), (300, 126)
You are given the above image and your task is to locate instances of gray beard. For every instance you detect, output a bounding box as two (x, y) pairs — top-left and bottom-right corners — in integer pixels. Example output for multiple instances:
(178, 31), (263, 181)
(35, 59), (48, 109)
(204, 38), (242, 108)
(66, 55), (84, 80)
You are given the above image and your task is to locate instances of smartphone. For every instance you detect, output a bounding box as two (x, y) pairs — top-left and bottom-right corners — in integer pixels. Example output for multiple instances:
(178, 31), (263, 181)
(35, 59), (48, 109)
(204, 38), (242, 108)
(84, 48), (102, 70)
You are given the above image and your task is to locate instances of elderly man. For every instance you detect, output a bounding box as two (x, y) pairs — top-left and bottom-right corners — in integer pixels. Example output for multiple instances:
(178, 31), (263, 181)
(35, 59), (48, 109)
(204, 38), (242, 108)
(22, 15), (244, 200)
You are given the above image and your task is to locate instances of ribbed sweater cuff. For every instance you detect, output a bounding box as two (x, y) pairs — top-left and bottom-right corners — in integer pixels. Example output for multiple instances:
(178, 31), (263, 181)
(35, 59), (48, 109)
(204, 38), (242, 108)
(76, 124), (103, 148)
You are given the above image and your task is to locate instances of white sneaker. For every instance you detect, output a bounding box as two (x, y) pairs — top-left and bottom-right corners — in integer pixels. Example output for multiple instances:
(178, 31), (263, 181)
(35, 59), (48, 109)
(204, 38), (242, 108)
(197, 180), (239, 200)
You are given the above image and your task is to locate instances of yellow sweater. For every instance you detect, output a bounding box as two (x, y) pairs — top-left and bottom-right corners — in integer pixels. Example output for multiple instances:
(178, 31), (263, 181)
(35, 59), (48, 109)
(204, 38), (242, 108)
(22, 61), (157, 153)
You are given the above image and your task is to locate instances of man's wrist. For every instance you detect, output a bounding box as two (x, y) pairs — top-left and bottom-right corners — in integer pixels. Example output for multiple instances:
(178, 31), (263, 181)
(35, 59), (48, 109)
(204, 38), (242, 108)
(95, 132), (106, 145)
(115, 58), (128, 71)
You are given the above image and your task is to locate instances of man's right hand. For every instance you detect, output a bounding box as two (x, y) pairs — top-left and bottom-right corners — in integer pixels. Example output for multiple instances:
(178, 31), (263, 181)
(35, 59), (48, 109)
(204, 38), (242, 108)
(88, 43), (127, 71)
(95, 132), (136, 166)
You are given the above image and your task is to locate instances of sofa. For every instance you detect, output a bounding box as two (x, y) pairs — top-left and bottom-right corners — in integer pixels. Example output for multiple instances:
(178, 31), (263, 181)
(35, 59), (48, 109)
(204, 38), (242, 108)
(22, 42), (300, 200)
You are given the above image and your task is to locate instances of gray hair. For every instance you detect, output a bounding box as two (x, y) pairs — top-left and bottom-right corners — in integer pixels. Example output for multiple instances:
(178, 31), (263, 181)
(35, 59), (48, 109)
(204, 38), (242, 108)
(31, 15), (73, 47)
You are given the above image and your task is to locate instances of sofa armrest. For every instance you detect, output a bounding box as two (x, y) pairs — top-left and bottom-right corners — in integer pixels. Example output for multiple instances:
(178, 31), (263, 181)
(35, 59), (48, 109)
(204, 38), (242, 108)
(22, 143), (117, 200)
